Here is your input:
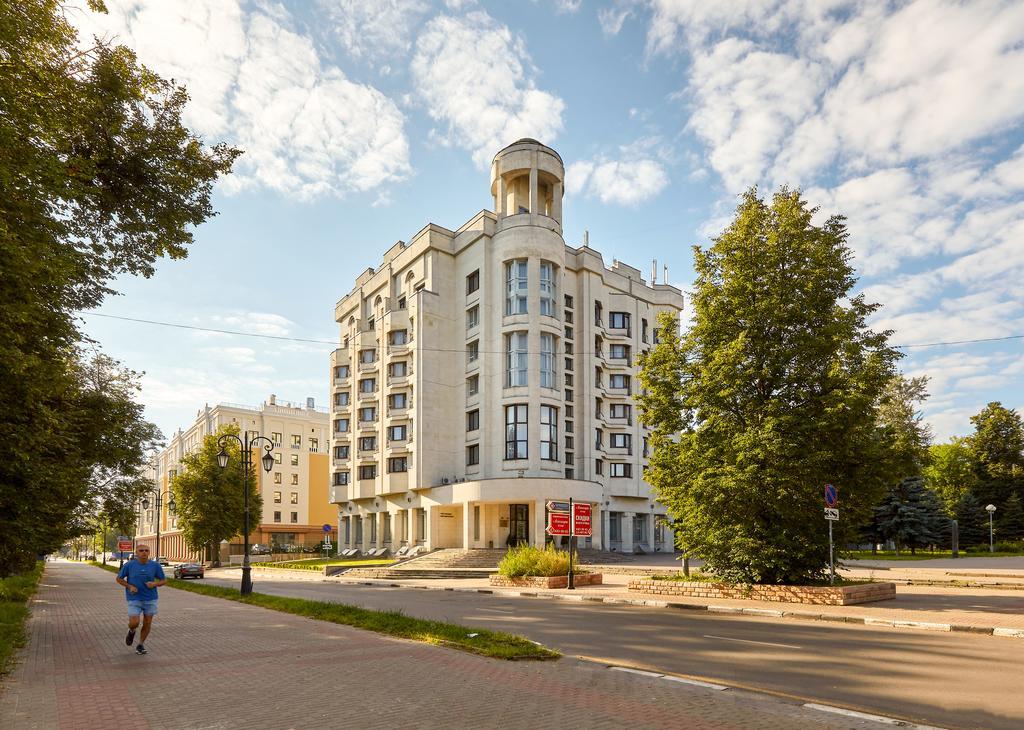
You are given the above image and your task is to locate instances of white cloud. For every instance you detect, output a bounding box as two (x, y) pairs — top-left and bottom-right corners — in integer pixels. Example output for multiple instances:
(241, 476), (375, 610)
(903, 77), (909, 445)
(74, 0), (411, 200)
(207, 312), (295, 338)
(567, 156), (669, 206)
(598, 4), (635, 36)
(410, 11), (565, 167)
(318, 0), (429, 66)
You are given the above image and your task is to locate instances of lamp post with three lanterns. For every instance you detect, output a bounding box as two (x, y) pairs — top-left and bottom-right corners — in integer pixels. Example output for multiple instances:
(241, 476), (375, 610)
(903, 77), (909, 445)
(140, 490), (176, 563)
(217, 432), (275, 595)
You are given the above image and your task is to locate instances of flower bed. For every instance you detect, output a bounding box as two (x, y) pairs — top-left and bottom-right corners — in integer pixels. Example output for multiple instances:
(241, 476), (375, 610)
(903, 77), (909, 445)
(629, 579), (895, 605)
(491, 573), (603, 589)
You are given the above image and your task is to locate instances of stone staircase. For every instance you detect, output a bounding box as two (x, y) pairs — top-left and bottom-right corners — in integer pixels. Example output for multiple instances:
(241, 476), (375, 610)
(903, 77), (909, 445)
(341, 548), (508, 580)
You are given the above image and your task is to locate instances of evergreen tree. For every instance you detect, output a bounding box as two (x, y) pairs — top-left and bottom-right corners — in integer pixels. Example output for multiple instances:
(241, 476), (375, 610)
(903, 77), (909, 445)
(997, 492), (1024, 542)
(952, 493), (988, 549)
(872, 478), (942, 555)
(637, 188), (901, 584)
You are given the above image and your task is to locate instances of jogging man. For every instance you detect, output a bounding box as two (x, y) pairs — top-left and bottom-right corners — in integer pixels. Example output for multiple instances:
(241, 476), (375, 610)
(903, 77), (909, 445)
(115, 545), (166, 654)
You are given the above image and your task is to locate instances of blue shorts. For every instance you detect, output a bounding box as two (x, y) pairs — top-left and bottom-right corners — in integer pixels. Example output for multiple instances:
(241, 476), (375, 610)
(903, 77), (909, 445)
(127, 600), (158, 617)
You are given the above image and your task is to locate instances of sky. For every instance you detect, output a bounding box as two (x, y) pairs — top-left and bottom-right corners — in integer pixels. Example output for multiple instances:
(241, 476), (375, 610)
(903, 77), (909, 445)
(72, 0), (1024, 444)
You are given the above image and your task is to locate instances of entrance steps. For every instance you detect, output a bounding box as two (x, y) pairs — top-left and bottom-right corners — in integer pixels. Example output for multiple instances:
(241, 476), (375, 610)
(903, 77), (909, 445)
(341, 548), (507, 580)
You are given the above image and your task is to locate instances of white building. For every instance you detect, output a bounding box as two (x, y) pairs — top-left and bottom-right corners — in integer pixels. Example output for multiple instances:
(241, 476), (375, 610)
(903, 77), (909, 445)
(330, 139), (683, 553)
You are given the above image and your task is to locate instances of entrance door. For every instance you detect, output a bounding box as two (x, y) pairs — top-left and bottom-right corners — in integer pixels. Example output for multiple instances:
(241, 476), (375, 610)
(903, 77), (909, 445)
(509, 504), (529, 546)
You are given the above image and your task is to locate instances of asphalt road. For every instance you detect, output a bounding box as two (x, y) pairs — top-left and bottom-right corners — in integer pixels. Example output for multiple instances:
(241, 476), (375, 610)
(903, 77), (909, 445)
(204, 574), (1022, 729)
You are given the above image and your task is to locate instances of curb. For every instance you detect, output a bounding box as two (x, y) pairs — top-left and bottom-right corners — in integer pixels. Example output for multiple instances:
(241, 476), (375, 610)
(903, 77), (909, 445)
(333, 577), (1022, 638)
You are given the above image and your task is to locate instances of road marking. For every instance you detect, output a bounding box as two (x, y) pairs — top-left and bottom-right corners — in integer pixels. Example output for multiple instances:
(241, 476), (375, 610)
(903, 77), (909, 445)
(610, 666), (664, 678)
(660, 675), (729, 691)
(802, 702), (946, 728)
(703, 634), (801, 649)
(478, 607), (514, 614)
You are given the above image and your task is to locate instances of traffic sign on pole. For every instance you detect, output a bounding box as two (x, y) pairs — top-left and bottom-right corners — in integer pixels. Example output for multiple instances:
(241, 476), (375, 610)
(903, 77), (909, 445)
(322, 523), (332, 533)
(572, 503), (592, 537)
(117, 536), (132, 552)
(546, 512), (570, 535)
(824, 484), (839, 508)
(824, 508), (839, 521)
(546, 500), (571, 513)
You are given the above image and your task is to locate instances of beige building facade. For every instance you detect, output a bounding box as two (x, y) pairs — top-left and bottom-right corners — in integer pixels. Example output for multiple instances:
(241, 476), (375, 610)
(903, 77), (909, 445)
(136, 397), (333, 560)
(330, 140), (684, 554)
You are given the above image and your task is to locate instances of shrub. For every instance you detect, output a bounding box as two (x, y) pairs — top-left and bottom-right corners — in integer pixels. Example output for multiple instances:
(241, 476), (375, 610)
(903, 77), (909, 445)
(497, 545), (579, 577)
(994, 541), (1024, 553)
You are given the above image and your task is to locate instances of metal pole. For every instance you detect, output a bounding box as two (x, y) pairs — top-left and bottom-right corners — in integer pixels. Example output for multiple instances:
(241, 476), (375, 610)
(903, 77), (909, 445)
(990, 512), (994, 553)
(102, 521), (107, 565)
(951, 520), (959, 558)
(155, 492), (161, 563)
(567, 497), (575, 590)
(241, 435), (253, 595)
(829, 519), (835, 586)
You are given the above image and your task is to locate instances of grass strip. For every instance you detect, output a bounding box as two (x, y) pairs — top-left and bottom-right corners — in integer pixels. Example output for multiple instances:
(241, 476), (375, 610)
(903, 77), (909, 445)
(846, 549), (1024, 561)
(91, 562), (556, 661)
(260, 558), (395, 571)
(0, 562), (44, 677)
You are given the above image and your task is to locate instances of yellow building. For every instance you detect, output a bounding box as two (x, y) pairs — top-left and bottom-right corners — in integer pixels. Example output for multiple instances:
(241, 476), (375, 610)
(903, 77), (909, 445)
(136, 396), (331, 560)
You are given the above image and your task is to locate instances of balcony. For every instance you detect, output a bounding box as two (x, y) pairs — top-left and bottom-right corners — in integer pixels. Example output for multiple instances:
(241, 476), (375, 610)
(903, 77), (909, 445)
(328, 485), (350, 504)
(358, 358), (378, 373)
(358, 419), (378, 432)
(358, 388), (377, 401)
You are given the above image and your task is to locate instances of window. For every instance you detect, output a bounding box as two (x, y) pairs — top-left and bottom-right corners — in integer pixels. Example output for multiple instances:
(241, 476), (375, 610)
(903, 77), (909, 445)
(398, 296), (406, 309)
(334, 418), (349, 433)
(291, 434), (301, 448)
(466, 409), (479, 432)
(565, 294), (574, 309)
(644, 437), (650, 458)
(610, 374), (629, 390)
(595, 398), (604, 418)
(610, 344), (630, 360)
(247, 430), (260, 441)
(389, 361), (407, 378)
(359, 349), (376, 364)
(466, 444), (480, 466)
(505, 259), (528, 315)
(594, 336), (602, 357)
(274, 472), (282, 484)
(274, 452), (282, 465)
(566, 405), (573, 419)
(290, 512), (298, 524)
(642, 318), (649, 343)
(467, 339), (479, 364)
(388, 425), (406, 441)
(334, 365), (349, 379)
(539, 261), (556, 316)
(271, 432), (282, 446)
(610, 433), (631, 450)
(594, 301), (603, 326)
(359, 436), (376, 451)
(389, 329), (407, 346)
(290, 492), (298, 504)
(565, 309), (573, 324)
(610, 462), (632, 478)
(309, 437), (319, 453)
(565, 419), (573, 433)
(565, 357), (573, 373)
(466, 305), (479, 330)
(565, 468), (575, 479)
(359, 377), (376, 393)
(609, 312), (630, 330)
(291, 473), (298, 485)
(609, 513), (619, 540)
(274, 511), (281, 523)
(389, 393), (407, 410)
(565, 450), (574, 465)
(595, 459), (603, 476)
(540, 405), (558, 461)
(387, 457), (408, 473)
(505, 404), (528, 459)
(595, 429), (603, 448)
(505, 331), (528, 387)
(333, 472), (349, 486)
(467, 374), (479, 395)
(359, 406), (377, 422)
(290, 453), (299, 467)
(565, 435), (575, 450)
(334, 392), (350, 407)
(565, 388), (573, 402)
(334, 445), (350, 459)
(610, 403), (631, 419)
(564, 373), (573, 387)
(358, 464), (377, 480)
(540, 333), (556, 388)
(564, 326), (573, 340)
(565, 341), (573, 355)
(467, 269), (480, 295)
(273, 491), (282, 503)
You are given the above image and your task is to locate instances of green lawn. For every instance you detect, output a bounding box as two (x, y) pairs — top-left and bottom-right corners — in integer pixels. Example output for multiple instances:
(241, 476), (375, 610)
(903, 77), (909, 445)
(259, 557), (396, 571)
(0, 562), (44, 676)
(90, 562), (555, 661)
(845, 549), (1024, 561)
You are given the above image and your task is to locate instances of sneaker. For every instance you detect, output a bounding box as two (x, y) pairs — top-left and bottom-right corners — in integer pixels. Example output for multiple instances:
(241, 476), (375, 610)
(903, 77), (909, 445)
(125, 629), (135, 646)
(136, 644), (147, 655)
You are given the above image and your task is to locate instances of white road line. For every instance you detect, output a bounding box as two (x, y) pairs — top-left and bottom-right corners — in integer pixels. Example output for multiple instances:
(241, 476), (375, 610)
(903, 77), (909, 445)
(660, 675), (729, 691)
(478, 607), (514, 613)
(802, 702), (947, 728)
(703, 634), (802, 649)
(610, 666), (664, 678)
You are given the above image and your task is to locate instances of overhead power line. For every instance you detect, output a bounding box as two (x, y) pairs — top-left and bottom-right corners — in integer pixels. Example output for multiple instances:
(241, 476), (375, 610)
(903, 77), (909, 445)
(81, 311), (1024, 353)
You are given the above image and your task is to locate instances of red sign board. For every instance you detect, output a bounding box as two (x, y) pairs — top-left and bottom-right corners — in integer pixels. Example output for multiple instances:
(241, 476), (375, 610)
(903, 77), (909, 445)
(117, 538), (133, 552)
(572, 503), (592, 537)
(546, 511), (570, 536)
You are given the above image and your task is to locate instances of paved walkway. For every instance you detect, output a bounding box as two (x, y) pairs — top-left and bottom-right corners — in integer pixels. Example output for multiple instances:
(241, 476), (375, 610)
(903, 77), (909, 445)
(1, 563), (899, 730)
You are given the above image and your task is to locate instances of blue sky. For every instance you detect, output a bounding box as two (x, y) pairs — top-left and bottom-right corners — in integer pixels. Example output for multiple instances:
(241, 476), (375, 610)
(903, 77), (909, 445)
(74, 0), (1024, 444)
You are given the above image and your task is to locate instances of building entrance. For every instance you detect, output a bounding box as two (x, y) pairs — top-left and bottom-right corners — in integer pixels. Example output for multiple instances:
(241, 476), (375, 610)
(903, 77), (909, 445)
(509, 504), (529, 546)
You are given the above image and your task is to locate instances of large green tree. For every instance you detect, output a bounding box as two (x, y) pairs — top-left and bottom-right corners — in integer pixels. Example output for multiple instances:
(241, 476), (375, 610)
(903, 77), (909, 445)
(637, 188), (901, 584)
(171, 426), (262, 563)
(997, 492), (1024, 543)
(0, 0), (238, 575)
(923, 438), (979, 515)
(967, 402), (1024, 509)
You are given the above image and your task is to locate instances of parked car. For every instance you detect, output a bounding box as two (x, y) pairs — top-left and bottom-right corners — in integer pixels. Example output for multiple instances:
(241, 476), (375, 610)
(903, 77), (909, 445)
(156, 556), (170, 567)
(250, 544), (271, 555)
(173, 563), (205, 579)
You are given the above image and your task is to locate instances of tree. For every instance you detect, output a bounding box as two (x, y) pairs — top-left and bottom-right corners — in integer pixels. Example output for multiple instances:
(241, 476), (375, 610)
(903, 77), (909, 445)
(997, 492), (1024, 543)
(952, 493), (988, 548)
(924, 438), (979, 515)
(171, 425), (262, 563)
(870, 478), (944, 555)
(877, 375), (932, 479)
(968, 403), (1024, 509)
(0, 0), (237, 575)
(637, 188), (902, 584)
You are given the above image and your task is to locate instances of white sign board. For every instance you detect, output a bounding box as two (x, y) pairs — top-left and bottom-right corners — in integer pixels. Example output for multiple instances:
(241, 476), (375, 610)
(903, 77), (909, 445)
(824, 508), (839, 521)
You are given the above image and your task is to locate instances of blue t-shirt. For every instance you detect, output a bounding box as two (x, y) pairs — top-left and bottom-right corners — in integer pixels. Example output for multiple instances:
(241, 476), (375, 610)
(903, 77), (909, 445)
(117, 559), (166, 602)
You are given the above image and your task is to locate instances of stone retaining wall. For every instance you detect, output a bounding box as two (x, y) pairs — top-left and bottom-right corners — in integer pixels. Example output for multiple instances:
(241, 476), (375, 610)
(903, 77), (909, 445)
(490, 573), (603, 589)
(628, 579), (896, 605)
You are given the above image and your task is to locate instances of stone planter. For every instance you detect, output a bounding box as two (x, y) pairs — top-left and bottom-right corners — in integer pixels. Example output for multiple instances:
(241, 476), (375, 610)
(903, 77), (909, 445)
(490, 573), (603, 589)
(628, 579), (896, 605)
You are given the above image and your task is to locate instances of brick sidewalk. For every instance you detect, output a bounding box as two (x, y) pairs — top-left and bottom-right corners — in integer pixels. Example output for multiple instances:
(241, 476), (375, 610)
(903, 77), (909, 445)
(1, 563), (894, 730)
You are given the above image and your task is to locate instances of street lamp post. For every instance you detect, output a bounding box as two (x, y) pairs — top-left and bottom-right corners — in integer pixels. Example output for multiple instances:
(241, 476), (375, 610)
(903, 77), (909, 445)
(141, 490), (177, 563)
(217, 432), (275, 596)
(986, 504), (997, 553)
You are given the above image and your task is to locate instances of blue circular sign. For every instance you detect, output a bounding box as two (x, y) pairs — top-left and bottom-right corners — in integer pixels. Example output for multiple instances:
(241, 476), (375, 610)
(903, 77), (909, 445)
(824, 484), (838, 508)
(322, 524), (332, 533)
